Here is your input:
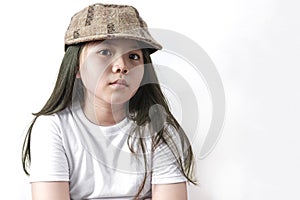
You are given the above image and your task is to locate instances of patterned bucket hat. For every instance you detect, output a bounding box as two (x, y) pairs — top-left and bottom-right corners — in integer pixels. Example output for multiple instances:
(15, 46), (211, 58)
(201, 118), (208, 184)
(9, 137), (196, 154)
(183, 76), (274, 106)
(64, 3), (162, 53)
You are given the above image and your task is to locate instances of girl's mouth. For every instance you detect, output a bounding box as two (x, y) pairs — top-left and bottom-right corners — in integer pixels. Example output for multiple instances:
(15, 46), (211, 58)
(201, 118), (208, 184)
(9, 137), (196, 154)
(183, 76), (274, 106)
(109, 79), (128, 87)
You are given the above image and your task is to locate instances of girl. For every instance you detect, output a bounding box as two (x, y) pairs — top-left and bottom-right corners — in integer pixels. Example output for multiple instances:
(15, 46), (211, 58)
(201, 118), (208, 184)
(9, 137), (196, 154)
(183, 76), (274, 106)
(22, 3), (197, 200)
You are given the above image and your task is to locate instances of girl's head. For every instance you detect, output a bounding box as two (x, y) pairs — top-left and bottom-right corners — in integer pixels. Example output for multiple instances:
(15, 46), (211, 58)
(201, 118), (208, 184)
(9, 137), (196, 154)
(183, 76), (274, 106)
(64, 3), (164, 114)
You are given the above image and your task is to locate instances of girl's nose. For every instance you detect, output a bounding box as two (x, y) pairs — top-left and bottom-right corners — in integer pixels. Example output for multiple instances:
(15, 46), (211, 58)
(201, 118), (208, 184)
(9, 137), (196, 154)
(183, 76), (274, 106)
(112, 56), (129, 74)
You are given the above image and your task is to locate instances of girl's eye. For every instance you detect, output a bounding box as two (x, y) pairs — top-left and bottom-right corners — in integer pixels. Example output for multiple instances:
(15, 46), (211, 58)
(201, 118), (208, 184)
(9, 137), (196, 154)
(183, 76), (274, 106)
(129, 53), (140, 60)
(98, 49), (112, 56)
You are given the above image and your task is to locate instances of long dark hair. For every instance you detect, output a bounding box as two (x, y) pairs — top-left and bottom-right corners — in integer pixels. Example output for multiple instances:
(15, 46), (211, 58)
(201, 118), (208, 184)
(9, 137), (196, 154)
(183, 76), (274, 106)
(22, 42), (197, 199)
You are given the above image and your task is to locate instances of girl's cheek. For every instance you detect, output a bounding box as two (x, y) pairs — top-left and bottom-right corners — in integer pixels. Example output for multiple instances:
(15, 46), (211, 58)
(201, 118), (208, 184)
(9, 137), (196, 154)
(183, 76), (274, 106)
(84, 55), (109, 77)
(80, 54), (108, 90)
(130, 65), (144, 87)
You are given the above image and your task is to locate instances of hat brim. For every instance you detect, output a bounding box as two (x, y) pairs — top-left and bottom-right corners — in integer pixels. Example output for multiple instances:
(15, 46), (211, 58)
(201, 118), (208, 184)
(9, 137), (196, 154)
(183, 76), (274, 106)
(64, 33), (162, 54)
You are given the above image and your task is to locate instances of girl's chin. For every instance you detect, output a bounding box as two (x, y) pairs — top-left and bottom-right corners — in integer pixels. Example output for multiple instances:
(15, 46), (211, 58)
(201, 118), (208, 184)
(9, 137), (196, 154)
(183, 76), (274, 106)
(91, 89), (138, 105)
(103, 96), (131, 105)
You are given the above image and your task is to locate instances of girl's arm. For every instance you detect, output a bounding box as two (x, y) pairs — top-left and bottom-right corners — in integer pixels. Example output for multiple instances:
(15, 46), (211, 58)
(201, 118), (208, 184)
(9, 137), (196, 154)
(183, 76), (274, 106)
(152, 182), (187, 200)
(31, 181), (70, 200)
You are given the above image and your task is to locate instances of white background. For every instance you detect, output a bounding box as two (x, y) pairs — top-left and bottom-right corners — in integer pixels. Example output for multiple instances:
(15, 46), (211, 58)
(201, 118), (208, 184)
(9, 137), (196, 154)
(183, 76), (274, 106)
(1, 0), (300, 199)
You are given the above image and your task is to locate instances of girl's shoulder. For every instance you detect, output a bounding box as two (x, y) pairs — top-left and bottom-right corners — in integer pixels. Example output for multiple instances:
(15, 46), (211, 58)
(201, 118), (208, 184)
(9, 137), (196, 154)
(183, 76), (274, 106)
(33, 106), (73, 133)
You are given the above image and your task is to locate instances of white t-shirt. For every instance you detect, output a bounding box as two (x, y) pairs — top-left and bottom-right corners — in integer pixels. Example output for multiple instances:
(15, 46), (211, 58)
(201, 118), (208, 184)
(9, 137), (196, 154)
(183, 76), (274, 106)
(29, 102), (186, 199)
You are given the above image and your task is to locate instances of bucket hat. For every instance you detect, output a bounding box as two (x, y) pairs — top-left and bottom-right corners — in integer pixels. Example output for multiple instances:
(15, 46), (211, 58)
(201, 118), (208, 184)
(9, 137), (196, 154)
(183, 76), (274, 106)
(64, 3), (162, 53)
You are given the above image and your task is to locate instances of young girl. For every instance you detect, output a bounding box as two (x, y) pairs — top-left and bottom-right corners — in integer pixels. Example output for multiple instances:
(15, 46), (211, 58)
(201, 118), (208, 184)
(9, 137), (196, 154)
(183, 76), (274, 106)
(22, 3), (197, 200)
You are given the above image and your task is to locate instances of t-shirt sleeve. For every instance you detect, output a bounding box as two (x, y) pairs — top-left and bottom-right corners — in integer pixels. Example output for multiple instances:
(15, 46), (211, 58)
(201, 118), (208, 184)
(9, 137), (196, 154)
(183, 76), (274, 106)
(151, 126), (187, 184)
(29, 115), (69, 182)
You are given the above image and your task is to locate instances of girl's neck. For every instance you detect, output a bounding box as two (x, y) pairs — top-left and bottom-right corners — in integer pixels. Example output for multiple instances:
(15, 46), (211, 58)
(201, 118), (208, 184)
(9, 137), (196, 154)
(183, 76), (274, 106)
(82, 96), (127, 126)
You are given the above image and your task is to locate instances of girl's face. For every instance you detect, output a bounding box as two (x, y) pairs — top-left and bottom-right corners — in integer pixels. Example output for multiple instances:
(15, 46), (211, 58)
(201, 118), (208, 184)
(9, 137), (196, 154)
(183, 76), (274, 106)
(78, 39), (144, 105)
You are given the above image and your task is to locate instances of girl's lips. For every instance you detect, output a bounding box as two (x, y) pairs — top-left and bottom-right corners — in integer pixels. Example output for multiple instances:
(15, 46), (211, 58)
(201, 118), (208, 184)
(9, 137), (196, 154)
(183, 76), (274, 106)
(109, 79), (128, 87)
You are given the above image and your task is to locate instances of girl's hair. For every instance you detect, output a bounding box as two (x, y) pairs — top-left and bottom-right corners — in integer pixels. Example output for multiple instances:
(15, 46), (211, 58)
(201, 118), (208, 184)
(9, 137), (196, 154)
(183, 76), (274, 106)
(22, 42), (197, 199)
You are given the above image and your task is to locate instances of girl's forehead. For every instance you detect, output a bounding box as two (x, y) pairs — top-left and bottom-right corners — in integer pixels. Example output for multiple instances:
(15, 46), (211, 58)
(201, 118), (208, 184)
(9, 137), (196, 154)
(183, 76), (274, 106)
(87, 39), (140, 49)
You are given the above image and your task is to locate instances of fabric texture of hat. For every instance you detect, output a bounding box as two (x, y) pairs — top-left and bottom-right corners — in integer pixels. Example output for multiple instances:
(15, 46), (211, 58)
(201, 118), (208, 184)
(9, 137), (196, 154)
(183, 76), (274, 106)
(65, 3), (162, 53)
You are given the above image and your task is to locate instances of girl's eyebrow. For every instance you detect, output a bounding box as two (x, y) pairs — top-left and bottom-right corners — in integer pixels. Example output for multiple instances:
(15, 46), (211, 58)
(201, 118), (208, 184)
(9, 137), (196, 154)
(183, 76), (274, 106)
(129, 46), (141, 51)
(100, 41), (140, 50)
(96, 44), (140, 51)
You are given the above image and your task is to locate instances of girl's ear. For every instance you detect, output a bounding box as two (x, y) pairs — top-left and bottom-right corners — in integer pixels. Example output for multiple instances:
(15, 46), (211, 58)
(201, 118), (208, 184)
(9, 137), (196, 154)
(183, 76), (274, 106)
(76, 67), (81, 78)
